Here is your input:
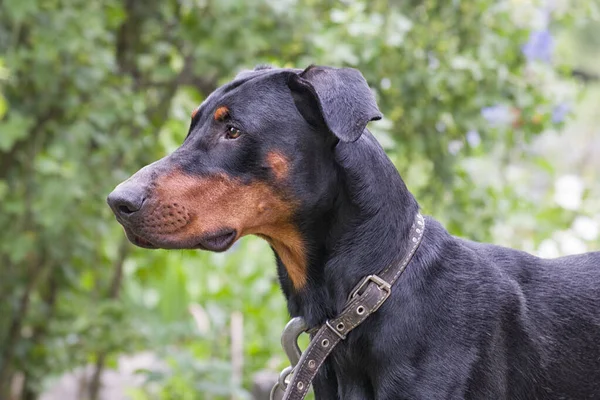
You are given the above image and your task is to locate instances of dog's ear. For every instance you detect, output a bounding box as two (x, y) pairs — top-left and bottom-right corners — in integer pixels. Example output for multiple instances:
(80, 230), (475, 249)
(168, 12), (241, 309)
(287, 65), (382, 143)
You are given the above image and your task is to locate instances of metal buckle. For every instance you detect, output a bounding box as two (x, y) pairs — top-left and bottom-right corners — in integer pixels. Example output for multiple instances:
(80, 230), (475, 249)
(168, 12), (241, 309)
(271, 317), (308, 399)
(350, 274), (392, 299)
(281, 317), (307, 367)
(271, 366), (293, 399)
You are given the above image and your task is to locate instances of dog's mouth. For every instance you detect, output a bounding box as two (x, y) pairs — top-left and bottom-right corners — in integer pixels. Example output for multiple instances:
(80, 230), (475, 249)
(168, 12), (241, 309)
(195, 229), (237, 252)
(123, 227), (159, 249)
(122, 226), (237, 252)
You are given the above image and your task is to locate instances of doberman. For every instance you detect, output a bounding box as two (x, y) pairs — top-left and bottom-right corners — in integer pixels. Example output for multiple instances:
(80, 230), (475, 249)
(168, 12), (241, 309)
(108, 65), (600, 399)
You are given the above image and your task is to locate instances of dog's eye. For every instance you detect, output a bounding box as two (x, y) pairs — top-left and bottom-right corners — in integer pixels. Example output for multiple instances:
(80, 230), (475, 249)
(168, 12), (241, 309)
(226, 126), (242, 140)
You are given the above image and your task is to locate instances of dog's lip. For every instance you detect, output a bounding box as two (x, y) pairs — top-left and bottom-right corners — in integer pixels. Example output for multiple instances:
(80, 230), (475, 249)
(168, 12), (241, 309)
(123, 228), (158, 249)
(120, 225), (237, 252)
(195, 229), (237, 252)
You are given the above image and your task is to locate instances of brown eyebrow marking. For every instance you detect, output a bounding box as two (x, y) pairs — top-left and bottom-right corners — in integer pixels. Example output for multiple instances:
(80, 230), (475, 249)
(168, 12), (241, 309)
(267, 151), (289, 181)
(191, 107), (200, 119)
(214, 106), (229, 121)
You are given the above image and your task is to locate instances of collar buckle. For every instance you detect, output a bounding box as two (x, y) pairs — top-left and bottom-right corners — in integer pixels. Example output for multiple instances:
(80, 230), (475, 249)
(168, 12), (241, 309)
(350, 274), (392, 300)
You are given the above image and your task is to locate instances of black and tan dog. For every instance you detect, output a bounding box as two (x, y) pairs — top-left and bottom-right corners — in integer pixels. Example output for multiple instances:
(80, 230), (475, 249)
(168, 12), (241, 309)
(108, 65), (600, 399)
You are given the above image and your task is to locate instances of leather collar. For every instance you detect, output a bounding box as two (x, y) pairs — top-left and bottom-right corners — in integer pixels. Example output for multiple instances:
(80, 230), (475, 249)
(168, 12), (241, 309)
(275, 212), (426, 400)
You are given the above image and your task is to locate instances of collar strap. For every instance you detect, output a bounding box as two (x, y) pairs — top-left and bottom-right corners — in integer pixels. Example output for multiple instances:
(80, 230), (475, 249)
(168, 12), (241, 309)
(278, 213), (426, 400)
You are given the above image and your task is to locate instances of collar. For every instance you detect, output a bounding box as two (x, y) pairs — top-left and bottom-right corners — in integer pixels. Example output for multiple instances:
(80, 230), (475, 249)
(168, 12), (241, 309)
(272, 213), (426, 400)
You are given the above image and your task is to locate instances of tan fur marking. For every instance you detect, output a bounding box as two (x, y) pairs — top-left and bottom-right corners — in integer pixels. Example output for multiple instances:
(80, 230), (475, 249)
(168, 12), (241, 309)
(266, 151), (289, 181)
(259, 227), (306, 288)
(214, 106), (229, 121)
(191, 107), (200, 119)
(151, 171), (307, 289)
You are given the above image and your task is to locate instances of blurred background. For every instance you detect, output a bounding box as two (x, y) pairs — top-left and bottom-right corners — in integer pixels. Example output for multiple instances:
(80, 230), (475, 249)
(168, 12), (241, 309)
(0, 0), (599, 399)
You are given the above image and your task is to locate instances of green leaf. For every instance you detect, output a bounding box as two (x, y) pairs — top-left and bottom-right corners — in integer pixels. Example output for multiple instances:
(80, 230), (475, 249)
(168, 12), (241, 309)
(0, 113), (33, 151)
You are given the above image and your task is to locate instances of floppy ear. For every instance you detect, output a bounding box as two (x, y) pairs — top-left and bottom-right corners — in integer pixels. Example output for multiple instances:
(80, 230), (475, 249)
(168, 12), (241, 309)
(287, 65), (383, 142)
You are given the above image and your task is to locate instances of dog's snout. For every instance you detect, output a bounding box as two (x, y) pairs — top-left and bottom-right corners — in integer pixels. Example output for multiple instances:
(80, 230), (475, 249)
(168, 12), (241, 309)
(107, 158), (169, 222)
(107, 187), (146, 219)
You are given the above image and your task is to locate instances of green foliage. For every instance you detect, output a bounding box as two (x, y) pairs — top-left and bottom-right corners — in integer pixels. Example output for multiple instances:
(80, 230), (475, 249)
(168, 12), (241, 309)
(0, 0), (595, 399)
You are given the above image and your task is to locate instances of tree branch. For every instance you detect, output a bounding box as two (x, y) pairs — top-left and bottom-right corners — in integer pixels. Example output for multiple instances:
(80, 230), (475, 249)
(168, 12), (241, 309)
(0, 259), (46, 397)
(88, 237), (129, 400)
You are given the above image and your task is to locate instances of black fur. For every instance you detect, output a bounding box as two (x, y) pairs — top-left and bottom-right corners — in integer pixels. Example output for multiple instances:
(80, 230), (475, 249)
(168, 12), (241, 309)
(108, 66), (600, 399)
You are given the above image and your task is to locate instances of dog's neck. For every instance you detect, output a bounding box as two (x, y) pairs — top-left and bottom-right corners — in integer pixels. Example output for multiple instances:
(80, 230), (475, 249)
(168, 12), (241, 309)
(277, 132), (419, 328)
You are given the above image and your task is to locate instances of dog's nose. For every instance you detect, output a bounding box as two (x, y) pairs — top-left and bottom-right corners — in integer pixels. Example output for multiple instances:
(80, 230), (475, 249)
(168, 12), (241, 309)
(107, 187), (145, 218)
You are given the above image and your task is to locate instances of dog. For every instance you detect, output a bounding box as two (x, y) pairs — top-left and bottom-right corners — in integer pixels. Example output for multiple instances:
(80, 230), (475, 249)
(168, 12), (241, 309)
(107, 65), (600, 399)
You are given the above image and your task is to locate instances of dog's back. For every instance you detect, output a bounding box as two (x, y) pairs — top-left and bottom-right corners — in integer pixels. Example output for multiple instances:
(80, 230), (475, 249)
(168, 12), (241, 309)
(462, 239), (600, 398)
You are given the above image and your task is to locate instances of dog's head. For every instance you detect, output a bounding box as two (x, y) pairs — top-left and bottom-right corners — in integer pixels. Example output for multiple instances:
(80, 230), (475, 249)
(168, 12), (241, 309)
(107, 65), (381, 288)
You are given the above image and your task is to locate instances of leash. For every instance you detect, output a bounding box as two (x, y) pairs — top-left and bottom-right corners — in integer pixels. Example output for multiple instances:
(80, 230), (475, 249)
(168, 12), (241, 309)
(271, 213), (425, 400)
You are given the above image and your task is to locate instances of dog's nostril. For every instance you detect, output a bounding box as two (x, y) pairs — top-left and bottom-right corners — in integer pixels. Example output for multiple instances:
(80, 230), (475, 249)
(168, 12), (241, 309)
(113, 198), (142, 216)
(118, 204), (136, 215)
(107, 189), (145, 218)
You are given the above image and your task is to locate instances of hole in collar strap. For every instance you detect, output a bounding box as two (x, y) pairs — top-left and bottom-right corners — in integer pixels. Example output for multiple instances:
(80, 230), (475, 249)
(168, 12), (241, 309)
(326, 320), (347, 340)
